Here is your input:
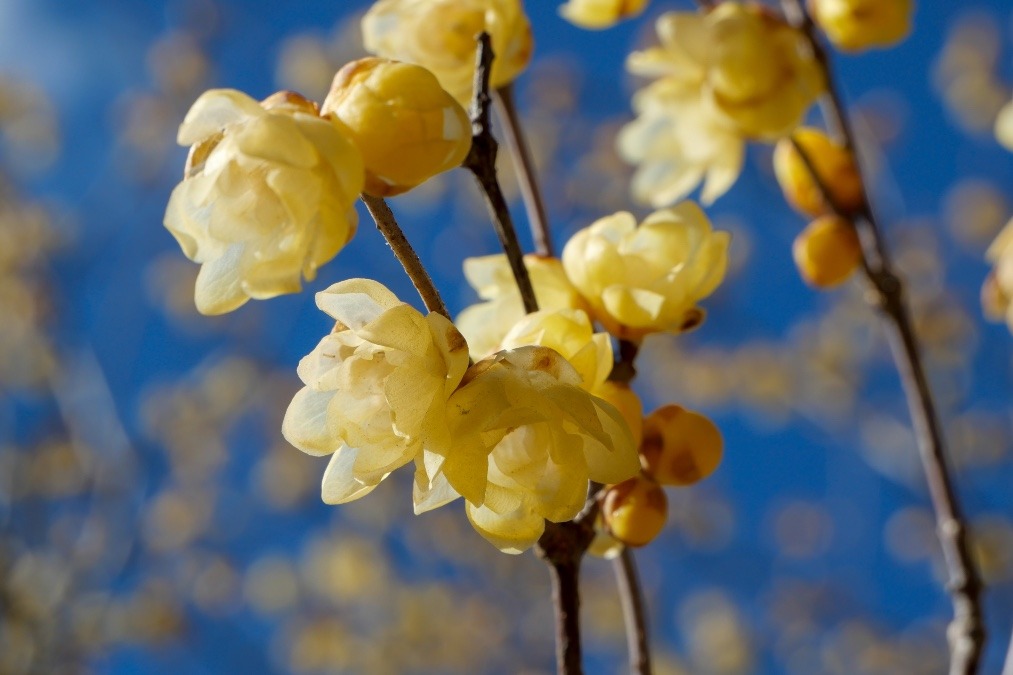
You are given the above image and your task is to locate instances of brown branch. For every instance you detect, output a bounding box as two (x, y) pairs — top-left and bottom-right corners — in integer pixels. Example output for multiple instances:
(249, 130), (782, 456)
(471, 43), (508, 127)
(493, 84), (555, 257)
(782, 3), (986, 673)
(463, 32), (538, 314)
(360, 194), (450, 319)
(614, 548), (652, 675)
(536, 520), (597, 675)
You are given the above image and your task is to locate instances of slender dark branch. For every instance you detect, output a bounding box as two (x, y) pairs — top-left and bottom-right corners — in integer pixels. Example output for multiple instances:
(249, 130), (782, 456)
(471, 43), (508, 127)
(608, 339), (641, 384)
(360, 194), (450, 319)
(536, 520), (597, 675)
(783, 3), (985, 673)
(493, 84), (554, 257)
(614, 548), (651, 675)
(464, 32), (538, 314)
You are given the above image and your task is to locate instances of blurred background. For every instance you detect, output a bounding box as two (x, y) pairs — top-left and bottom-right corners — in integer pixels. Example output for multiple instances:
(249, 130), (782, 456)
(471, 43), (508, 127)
(1, 0), (1011, 673)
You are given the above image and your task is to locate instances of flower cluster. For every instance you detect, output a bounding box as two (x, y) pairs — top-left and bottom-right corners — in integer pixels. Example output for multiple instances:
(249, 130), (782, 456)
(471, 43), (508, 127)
(283, 282), (640, 553)
(619, 3), (824, 206)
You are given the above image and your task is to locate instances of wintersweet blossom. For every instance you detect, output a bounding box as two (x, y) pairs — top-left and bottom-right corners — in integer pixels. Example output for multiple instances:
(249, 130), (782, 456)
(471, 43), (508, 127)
(773, 127), (864, 217)
(561, 203), (730, 340)
(983, 219), (1013, 333)
(620, 3), (823, 205)
(321, 58), (472, 197)
(430, 346), (639, 553)
(282, 279), (470, 505)
(997, 99), (1013, 152)
(456, 254), (589, 358)
(164, 89), (364, 315)
(559, 0), (649, 30)
(809, 0), (913, 53)
(361, 0), (533, 106)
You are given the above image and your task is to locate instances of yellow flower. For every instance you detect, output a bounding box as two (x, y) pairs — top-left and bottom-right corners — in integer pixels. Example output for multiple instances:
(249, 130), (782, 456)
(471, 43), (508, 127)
(560, 0), (649, 30)
(456, 254), (589, 358)
(164, 89), (363, 315)
(639, 404), (722, 486)
(809, 0), (913, 53)
(430, 346), (640, 553)
(361, 0), (533, 106)
(282, 279), (470, 505)
(619, 5), (821, 205)
(602, 474), (668, 547)
(561, 204), (730, 340)
(321, 57), (472, 197)
(984, 218), (1013, 332)
(773, 127), (864, 217)
(996, 99), (1013, 152)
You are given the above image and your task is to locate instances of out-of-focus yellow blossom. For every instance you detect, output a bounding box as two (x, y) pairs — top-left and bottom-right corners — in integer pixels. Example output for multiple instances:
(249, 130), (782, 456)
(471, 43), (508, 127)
(640, 405), (722, 486)
(793, 215), (863, 288)
(773, 127), (864, 217)
(602, 474), (668, 547)
(809, 0), (913, 53)
(282, 279), (470, 506)
(432, 346), (639, 553)
(559, 0), (649, 30)
(164, 89), (363, 315)
(619, 4), (822, 205)
(361, 0), (533, 106)
(996, 99), (1013, 152)
(618, 79), (745, 207)
(983, 219), (1013, 332)
(457, 254), (588, 358)
(561, 204), (730, 341)
(322, 58), (471, 197)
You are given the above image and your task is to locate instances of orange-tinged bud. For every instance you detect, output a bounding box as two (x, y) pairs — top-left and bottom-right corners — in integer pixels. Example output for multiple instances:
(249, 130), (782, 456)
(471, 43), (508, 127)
(793, 215), (863, 288)
(773, 127), (864, 217)
(640, 405), (722, 486)
(595, 381), (644, 449)
(602, 475), (668, 548)
(322, 57), (472, 197)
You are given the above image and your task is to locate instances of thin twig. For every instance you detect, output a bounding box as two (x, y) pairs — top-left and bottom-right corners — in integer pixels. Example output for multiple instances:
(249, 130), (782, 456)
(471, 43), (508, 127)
(463, 32), (538, 314)
(536, 520), (597, 675)
(360, 194), (450, 319)
(782, 3), (986, 673)
(614, 548), (651, 675)
(493, 84), (554, 257)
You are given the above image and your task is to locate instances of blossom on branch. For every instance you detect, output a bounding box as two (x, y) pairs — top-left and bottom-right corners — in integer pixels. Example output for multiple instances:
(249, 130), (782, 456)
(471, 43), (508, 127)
(559, 0), (650, 30)
(435, 346), (640, 553)
(456, 254), (588, 358)
(282, 279), (470, 506)
(983, 219), (1013, 333)
(620, 3), (823, 205)
(164, 89), (363, 315)
(361, 0), (533, 106)
(561, 203), (730, 341)
(322, 57), (472, 197)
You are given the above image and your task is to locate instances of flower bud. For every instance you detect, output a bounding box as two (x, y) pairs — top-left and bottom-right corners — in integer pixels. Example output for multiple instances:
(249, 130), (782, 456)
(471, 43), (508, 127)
(560, 0), (649, 30)
(809, 0), (913, 53)
(602, 475), (668, 548)
(640, 405), (722, 486)
(773, 127), (864, 217)
(322, 57), (472, 197)
(793, 215), (863, 288)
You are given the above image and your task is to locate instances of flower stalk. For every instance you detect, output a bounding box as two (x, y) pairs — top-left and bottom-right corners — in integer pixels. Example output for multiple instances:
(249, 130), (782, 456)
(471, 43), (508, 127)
(360, 194), (451, 319)
(493, 83), (554, 257)
(782, 3), (985, 673)
(614, 548), (651, 675)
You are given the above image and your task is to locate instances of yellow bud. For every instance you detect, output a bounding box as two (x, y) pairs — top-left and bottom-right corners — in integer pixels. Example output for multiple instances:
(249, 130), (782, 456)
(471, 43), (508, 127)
(559, 0), (649, 30)
(793, 215), (863, 288)
(322, 57), (472, 197)
(594, 381), (644, 449)
(602, 475), (668, 548)
(809, 0), (913, 53)
(640, 405), (722, 486)
(773, 127), (864, 217)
